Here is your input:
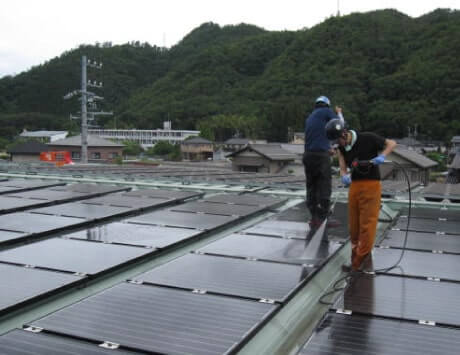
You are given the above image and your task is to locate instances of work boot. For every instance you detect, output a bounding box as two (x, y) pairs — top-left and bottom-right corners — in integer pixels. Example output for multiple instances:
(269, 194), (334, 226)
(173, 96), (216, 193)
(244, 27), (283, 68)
(341, 263), (352, 272)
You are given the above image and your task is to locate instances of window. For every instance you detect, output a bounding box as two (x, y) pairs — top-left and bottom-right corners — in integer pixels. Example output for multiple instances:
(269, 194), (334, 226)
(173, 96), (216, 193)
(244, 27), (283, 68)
(71, 152), (81, 159)
(91, 152), (101, 159)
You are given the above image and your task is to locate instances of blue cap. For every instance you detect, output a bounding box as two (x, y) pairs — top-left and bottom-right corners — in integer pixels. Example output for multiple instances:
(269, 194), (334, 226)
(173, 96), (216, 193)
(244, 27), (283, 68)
(315, 96), (330, 106)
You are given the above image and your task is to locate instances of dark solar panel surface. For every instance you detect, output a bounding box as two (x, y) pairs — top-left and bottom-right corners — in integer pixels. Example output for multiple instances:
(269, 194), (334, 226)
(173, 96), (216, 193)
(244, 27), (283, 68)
(0, 196), (42, 212)
(31, 282), (277, 355)
(273, 202), (310, 222)
(0, 212), (83, 233)
(123, 189), (200, 200)
(65, 222), (201, 248)
(379, 230), (460, 253)
(0, 238), (153, 275)
(0, 329), (142, 355)
(0, 230), (27, 244)
(298, 313), (460, 355)
(334, 274), (460, 326)
(394, 218), (460, 234)
(363, 248), (460, 281)
(127, 210), (239, 230)
(0, 181), (65, 194)
(50, 183), (128, 194)
(0, 264), (81, 314)
(244, 220), (311, 239)
(204, 193), (284, 207)
(171, 201), (264, 216)
(31, 203), (130, 219)
(82, 195), (169, 209)
(136, 253), (312, 302)
(199, 233), (340, 266)
(400, 207), (460, 221)
(7, 190), (88, 200)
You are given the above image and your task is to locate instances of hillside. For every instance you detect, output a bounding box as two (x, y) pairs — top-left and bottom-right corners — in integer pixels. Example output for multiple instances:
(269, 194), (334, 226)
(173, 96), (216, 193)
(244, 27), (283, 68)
(0, 9), (459, 145)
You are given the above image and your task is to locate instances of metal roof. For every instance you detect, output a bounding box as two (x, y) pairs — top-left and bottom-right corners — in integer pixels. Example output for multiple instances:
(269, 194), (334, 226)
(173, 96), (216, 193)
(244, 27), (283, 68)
(48, 135), (124, 147)
(391, 147), (438, 168)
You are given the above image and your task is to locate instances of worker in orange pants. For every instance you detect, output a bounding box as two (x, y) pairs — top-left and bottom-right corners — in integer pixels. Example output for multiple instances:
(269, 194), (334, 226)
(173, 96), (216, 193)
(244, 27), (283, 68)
(325, 119), (396, 271)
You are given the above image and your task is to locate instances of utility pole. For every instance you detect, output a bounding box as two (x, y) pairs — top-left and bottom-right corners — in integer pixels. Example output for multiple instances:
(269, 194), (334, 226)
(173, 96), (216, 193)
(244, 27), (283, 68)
(64, 56), (112, 164)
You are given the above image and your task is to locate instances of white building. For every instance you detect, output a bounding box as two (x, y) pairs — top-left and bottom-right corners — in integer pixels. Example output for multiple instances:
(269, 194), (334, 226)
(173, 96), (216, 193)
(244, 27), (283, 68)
(20, 130), (68, 142)
(88, 122), (199, 148)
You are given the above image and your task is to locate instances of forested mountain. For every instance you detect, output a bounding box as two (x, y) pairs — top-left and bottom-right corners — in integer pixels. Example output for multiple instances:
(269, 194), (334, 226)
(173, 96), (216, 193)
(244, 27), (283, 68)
(1, 8), (459, 145)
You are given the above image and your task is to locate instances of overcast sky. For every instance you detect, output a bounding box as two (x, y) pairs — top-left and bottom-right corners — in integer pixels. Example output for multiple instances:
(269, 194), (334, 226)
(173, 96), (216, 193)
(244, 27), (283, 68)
(1, 0), (459, 78)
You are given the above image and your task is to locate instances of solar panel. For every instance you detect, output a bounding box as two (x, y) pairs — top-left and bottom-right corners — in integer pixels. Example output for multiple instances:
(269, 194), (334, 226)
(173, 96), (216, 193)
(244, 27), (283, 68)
(0, 180), (65, 195)
(127, 210), (239, 230)
(0, 212), (84, 233)
(0, 238), (153, 275)
(363, 248), (460, 281)
(299, 312), (460, 355)
(7, 190), (88, 200)
(199, 233), (340, 266)
(0, 230), (28, 245)
(31, 203), (130, 220)
(82, 195), (169, 209)
(0, 196), (44, 213)
(171, 201), (264, 216)
(244, 220), (311, 239)
(379, 230), (460, 253)
(31, 282), (277, 355)
(333, 274), (460, 327)
(204, 193), (284, 207)
(64, 222), (201, 248)
(399, 207), (460, 221)
(273, 202), (310, 222)
(0, 329), (141, 355)
(123, 189), (201, 200)
(394, 217), (460, 235)
(135, 253), (312, 302)
(0, 263), (82, 315)
(51, 183), (129, 194)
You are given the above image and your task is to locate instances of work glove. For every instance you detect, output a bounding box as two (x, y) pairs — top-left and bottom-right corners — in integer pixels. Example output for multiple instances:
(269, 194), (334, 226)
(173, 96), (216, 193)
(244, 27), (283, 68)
(341, 174), (351, 187)
(371, 154), (385, 165)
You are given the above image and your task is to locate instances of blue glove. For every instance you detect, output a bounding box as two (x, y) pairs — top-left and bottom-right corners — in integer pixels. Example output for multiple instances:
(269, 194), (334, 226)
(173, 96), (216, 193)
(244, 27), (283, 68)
(371, 154), (385, 165)
(341, 174), (351, 187)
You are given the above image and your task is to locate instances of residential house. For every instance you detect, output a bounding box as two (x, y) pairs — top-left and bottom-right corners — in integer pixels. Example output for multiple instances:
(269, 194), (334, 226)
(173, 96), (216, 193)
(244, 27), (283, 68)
(180, 137), (214, 161)
(7, 141), (49, 162)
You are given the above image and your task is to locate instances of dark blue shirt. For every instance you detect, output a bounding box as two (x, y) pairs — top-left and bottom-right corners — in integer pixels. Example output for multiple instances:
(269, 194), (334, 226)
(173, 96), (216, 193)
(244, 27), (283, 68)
(304, 107), (338, 152)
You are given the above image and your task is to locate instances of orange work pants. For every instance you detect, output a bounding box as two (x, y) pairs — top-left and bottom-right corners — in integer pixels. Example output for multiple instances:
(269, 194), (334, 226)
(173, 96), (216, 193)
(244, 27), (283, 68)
(348, 180), (381, 270)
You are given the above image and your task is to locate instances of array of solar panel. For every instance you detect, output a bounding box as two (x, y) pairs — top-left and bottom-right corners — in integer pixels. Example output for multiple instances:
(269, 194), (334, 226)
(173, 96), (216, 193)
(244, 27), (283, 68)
(128, 209), (240, 230)
(0, 183), (130, 215)
(0, 263), (82, 315)
(0, 329), (142, 355)
(29, 282), (277, 355)
(422, 182), (460, 202)
(64, 222), (202, 248)
(203, 193), (285, 207)
(300, 204), (460, 354)
(378, 230), (460, 253)
(0, 238), (154, 276)
(298, 312), (460, 355)
(0, 180), (65, 195)
(133, 253), (313, 302)
(333, 273), (460, 326)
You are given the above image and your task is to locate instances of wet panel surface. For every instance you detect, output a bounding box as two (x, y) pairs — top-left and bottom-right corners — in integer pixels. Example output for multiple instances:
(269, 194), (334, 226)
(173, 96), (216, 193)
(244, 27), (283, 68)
(199, 233), (340, 265)
(363, 248), (460, 281)
(31, 203), (130, 220)
(123, 189), (201, 200)
(400, 207), (460, 221)
(0, 238), (153, 275)
(0, 329), (142, 355)
(127, 210), (239, 230)
(31, 282), (277, 355)
(244, 220), (311, 239)
(273, 202), (310, 222)
(0, 264), (82, 314)
(393, 218), (460, 235)
(0, 230), (28, 245)
(171, 201), (264, 216)
(204, 193), (284, 207)
(299, 312), (460, 355)
(136, 253), (312, 302)
(82, 195), (169, 209)
(65, 222), (201, 248)
(0, 212), (84, 233)
(334, 274), (460, 326)
(378, 229), (460, 253)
